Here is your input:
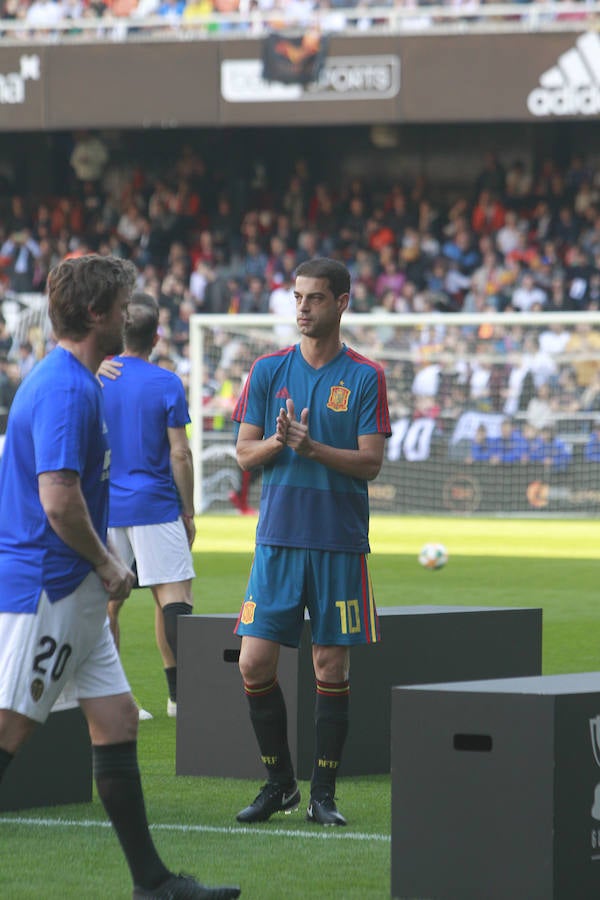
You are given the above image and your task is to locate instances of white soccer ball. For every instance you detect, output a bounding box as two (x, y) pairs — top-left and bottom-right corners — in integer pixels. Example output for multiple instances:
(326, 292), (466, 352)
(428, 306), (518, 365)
(418, 542), (448, 570)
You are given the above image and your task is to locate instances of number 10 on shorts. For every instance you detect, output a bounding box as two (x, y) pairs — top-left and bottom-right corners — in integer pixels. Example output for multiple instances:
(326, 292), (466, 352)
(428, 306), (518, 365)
(336, 599), (361, 634)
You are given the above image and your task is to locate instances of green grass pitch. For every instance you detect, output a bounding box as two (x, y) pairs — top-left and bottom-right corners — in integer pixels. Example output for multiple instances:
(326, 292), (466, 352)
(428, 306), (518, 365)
(1, 515), (599, 898)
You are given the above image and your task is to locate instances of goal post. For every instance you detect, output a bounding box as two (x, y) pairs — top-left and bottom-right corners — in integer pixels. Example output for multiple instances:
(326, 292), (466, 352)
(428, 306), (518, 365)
(189, 311), (600, 518)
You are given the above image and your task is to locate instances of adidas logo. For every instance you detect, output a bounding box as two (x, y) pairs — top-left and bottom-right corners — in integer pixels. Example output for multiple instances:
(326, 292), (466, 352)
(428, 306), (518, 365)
(528, 32), (600, 117)
(275, 387), (290, 399)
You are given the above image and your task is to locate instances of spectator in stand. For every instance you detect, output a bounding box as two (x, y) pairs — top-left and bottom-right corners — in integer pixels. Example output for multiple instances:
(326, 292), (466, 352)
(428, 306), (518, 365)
(264, 234), (289, 287)
(474, 151), (506, 199)
(587, 272), (600, 309)
(528, 425), (572, 471)
(308, 184), (338, 254)
(546, 274), (578, 312)
(539, 320), (571, 356)
(25, 0), (65, 31)
(0, 314), (13, 357)
(268, 263), (295, 342)
(295, 229), (321, 265)
(510, 271), (547, 312)
(442, 227), (480, 275)
(471, 190), (505, 236)
(16, 339), (37, 379)
(466, 423), (493, 463)
(526, 381), (556, 431)
(505, 231), (541, 271)
(338, 195), (368, 258)
(489, 418), (527, 464)
(281, 173), (307, 235)
(552, 205), (581, 249)
(565, 322), (600, 389)
(241, 237), (268, 282)
(584, 422), (600, 462)
(504, 158), (532, 206)
(202, 265), (234, 314)
(470, 248), (510, 311)
(496, 209), (523, 257)
(564, 244), (594, 309)
(156, 0), (184, 20)
(375, 251), (406, 303)
(0, 345), (17, 398)
(116, 202), (146, 256)
(0, 228), (41, 293)
(211, 195), (237, 264)
(240, 275), (270, 313)
(580, 369), (600, 414)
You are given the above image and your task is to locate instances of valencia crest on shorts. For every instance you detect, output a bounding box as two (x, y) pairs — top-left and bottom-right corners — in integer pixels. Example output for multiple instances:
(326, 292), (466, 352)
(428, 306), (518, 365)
(30, 678), (44, 702)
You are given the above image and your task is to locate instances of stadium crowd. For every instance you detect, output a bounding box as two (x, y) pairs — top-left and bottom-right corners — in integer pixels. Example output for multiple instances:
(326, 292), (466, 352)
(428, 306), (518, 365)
(2, 136), (600, 471)
(0, 0), (595, 36)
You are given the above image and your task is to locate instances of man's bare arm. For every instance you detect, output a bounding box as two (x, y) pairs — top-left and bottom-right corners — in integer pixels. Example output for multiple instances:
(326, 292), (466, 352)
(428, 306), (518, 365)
(168, 426), (196, 547)
(38, 470), (134, 600)
(235, 420), (287, 472)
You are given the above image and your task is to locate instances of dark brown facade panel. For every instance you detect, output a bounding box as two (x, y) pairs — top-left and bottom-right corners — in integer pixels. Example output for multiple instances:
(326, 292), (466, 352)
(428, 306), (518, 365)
(0, 31), (597, 131)
(399, 32), (600, 122)
(43, 43), (221, 129)
(0, 48), (46, 130)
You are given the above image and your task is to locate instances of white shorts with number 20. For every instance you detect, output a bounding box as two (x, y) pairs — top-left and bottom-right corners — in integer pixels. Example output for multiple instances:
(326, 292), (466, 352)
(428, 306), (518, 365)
(0, 571), (130, 723)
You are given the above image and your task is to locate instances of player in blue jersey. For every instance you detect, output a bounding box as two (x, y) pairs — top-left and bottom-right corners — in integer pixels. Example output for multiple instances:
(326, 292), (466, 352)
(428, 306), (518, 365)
(0, 256), (240, 900)
(99, 292), (196, 720)
(233, 257), (391, 827)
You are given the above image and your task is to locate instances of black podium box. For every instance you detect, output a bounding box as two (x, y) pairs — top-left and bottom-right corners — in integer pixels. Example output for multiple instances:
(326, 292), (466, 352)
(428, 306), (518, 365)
(0, 703), (92, 812)
(391, 672), (600, 900)
(176, 605), (542, 780)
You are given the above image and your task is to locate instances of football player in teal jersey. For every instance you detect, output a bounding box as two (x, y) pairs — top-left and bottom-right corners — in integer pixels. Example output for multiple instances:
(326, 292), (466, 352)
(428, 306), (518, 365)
(233, 257), (391, 826)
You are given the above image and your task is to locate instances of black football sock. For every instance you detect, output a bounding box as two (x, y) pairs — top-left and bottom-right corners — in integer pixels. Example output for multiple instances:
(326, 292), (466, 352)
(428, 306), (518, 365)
(0, 747), (14, 783)
(244, 678), (295, 785)
(311, 680), (350, 801)
(164, 667), (177, 703)
(162, 601), (192, 661)
(93, 741), (170, 890)
(162, 602), (192, 702)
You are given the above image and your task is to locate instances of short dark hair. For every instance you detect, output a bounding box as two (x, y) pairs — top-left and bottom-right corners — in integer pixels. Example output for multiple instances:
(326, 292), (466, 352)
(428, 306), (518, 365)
(125, 292), (159, 354)
(295, 257), (351, 299)
(47, 255), (136, 340)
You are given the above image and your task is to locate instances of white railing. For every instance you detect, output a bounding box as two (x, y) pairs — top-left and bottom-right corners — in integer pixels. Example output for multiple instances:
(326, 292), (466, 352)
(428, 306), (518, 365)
(1, 3), (600, 45)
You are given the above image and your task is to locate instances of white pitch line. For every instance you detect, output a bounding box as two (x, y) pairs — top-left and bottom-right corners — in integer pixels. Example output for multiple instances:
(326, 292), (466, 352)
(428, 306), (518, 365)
(0, 815), (389, 843)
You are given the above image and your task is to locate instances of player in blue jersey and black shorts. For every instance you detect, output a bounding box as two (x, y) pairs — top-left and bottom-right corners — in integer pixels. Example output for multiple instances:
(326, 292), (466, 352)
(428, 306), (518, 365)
(233, 257), (391, 827)
(0, 255), (240, 900)
(99, 292), (196, 720)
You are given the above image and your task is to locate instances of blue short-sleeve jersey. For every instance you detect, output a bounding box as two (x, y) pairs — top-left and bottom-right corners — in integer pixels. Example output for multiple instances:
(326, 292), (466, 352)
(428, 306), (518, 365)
(100, 356), (191, 526)
(233, 343), (391, 553)
(0, 347), (110, 613)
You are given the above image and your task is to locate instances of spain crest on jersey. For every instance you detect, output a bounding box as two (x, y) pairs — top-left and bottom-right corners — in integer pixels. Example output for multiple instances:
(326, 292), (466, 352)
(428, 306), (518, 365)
(327, 384), (351, 412)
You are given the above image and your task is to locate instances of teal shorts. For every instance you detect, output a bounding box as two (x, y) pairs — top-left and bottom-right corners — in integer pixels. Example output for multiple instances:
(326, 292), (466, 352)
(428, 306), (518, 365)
(234, 545), (380, 648)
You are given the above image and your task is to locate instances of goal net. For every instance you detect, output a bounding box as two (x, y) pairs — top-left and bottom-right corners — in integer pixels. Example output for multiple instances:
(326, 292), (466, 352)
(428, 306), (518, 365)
(189, 311), (600, 517)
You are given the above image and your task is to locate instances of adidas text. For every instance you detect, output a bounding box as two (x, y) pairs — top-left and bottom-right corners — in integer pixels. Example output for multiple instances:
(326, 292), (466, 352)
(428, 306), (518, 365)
(528, 86), (600, 117)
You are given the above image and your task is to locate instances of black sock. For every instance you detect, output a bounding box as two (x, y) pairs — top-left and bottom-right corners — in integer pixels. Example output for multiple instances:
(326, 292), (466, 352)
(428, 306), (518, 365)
(245, 679), (294, 785)
(164, 666), (177, 703)
(162, 602), (192, 703)
(93, 741), (170, 890)
(311, 680), (350, 800)
(0, 747), (14, 783)
(162, 602), (192, 662)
